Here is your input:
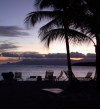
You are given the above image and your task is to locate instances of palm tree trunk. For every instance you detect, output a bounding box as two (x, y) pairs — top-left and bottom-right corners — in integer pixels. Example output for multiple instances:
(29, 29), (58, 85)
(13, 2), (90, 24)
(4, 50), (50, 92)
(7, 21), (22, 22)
(96, 34), (100, 86)
(62, 7), (75, 81)
(65, 37), (72, 71)
(65, 36), (73, 81)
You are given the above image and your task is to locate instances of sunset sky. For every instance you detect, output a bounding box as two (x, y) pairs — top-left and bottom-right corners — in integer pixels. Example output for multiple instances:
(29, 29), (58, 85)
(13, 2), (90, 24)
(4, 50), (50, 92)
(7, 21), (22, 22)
(0, 0), (96, 56)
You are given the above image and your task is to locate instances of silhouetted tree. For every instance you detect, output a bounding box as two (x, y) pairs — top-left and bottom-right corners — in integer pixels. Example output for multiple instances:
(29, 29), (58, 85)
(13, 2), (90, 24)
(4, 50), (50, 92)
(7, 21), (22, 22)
(25, 0), (91, 81)
(85, 0), (100, 83)
(37, 0), (100, 83)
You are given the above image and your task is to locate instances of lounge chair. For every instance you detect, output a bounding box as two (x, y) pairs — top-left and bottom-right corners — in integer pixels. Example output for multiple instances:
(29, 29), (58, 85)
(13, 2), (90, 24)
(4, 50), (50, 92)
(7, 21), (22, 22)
(63, 70), (77, 81)
(94, 71), (97, 80)
(26, 76), (37, 81)
(37, 76), (42, 81)
(44, 70), (55, 81)
(30, 76), (37, 79)
(1, 72), (14, 81)
(63, 71), (69, 78)
(15, 72), (22, 81)
(57, 70), (73, 81)
(77, 72), (93, 81)
(56, 71), (64, 81)
(85, 72), (92, 79)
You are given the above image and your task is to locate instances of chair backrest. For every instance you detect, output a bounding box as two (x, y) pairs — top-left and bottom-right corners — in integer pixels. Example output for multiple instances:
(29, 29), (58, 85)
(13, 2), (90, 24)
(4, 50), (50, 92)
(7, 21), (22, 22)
(15, 72), (22, 79)
(57, 71), (63, 79)
(37, 76), (42, 81)
(30, 76), (36, 79)
(63, 71), (69, 77)
(2, 72), (14, 81)
(63, 70), (76, 79)
(45, 70), (54, 79)
(94, 71), (97, 80)
(85, 72), (92, 78)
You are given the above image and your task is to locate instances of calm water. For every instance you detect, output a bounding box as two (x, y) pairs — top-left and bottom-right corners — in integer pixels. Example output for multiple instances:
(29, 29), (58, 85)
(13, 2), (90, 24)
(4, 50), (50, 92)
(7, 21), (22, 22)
(0, 65), (95, 80)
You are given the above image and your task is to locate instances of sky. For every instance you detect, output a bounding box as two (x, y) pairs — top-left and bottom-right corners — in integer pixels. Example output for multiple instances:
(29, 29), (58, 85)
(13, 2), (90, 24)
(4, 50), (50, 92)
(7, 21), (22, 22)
(0, 0), (96, 55)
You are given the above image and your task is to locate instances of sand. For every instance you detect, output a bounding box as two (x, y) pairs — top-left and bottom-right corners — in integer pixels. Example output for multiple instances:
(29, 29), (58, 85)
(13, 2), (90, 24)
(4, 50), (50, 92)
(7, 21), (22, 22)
(0, 81), (100, 109)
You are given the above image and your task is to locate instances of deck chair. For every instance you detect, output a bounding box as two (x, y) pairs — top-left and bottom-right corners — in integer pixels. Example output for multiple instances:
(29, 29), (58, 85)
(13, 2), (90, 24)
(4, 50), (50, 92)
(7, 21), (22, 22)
(30, 76), (37, 79)
(56, 71), (69, 81)
(44, 70), (54, 81)
(94, 71), (97, 80)
(15, 72), (22, 81)
(78, 72), (93, 81)
(85, 72), (92, 80)
(63, 70), (77, 81)
(56, 71), (64, 81)
(63, 71), (69, 78)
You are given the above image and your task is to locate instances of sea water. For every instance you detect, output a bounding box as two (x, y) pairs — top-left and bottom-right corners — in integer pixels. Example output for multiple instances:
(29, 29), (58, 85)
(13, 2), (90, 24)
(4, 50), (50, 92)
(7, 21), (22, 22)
(0, 65), (95, 80)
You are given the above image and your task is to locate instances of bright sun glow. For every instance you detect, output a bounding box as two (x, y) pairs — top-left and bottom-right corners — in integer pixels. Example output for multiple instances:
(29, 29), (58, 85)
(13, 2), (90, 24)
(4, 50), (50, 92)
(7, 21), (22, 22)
(71, 58), (84, 61)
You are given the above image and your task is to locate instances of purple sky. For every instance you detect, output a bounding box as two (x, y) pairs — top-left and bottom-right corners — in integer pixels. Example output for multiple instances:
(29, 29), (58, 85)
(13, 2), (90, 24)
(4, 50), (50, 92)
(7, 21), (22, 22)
(0, 0), (34, 26)
(0, 0), (95, 55)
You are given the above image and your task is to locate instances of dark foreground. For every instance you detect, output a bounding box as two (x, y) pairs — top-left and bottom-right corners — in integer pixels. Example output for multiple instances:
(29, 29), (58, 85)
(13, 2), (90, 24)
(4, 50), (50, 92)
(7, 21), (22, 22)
(0, 81), (100, 109)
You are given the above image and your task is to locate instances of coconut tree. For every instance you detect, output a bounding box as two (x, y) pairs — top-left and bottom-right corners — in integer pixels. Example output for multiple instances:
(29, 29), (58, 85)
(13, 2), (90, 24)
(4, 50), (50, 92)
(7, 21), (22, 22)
(83, 0), (100, 83)
(25, 12), (74, 81)
(25, 0), (100, 84)
(36, 0), (100, 83)
(25, 0), (91, 81)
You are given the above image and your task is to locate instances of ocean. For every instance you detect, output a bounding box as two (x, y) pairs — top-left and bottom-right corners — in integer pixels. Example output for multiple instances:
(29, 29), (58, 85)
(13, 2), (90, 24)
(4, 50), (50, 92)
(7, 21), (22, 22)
(0, 65), (95, 80)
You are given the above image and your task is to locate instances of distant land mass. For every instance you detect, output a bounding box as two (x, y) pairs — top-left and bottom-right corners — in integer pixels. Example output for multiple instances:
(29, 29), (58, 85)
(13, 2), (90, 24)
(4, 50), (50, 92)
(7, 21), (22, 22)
(72, 62), (96, 66)
(4, 58), (96, 66)
(6, 59), (67, 66)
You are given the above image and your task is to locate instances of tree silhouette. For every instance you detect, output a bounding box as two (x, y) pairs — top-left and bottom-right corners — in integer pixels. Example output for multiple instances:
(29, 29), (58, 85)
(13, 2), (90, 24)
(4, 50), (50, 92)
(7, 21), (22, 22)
(84, 0), (100, 83)
(37, 0), (100, 83)
(25, 0), (91, 81)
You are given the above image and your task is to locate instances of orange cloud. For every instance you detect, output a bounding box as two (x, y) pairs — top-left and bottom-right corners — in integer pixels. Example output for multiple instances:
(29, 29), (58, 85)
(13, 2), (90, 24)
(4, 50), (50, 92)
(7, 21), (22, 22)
(0, 56), (20, 64)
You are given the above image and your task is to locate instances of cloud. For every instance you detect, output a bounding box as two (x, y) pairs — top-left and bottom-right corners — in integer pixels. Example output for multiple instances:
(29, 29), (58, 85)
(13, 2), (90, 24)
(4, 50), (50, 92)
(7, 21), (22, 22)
(70, 52), (85, 58)
(1, 52), (96, 60)
(86, 53), (96, 58)
(21, 52), (44, 58)
(45, 53), (66, 58)
(45, 52), (86, 59)
(0, 26), (30, 37)
(1, 52), (19, 57)
(0, 42), (19, 52)
(1, 52), (44, 58)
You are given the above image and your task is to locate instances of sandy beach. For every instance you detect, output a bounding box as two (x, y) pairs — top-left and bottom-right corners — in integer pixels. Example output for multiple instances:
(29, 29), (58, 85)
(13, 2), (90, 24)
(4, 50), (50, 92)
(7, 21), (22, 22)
(0, 81), (100, 109)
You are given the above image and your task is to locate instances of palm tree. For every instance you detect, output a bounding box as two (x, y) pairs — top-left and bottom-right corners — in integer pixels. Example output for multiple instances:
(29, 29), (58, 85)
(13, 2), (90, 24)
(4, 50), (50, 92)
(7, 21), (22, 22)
(84, 0), (100, 83)
(38, 0), (100, 83)
(26, 0), (100, 84)
(25, 0), (90, 81)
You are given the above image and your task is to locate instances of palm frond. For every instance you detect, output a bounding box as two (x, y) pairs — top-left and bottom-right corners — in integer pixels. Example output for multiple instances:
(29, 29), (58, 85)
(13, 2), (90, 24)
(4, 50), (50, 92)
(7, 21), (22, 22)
(39, 27), (94, 47)
(35, 0), (64, 9)
(39, 28), (65, 47)
(34, 0), (51, 10)
(38, 0), (53, 9)
(85, 0), (100, 13)
(67, 29), (94, 44)
(39, 17), (63, 34)
(25, 11), (61, 27)
(35, 0), (70, 10)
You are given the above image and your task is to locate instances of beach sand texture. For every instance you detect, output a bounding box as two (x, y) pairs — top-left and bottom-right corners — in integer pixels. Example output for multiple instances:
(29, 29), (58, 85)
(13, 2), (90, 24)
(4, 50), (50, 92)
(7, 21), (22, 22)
(0, 81), (100, 109)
